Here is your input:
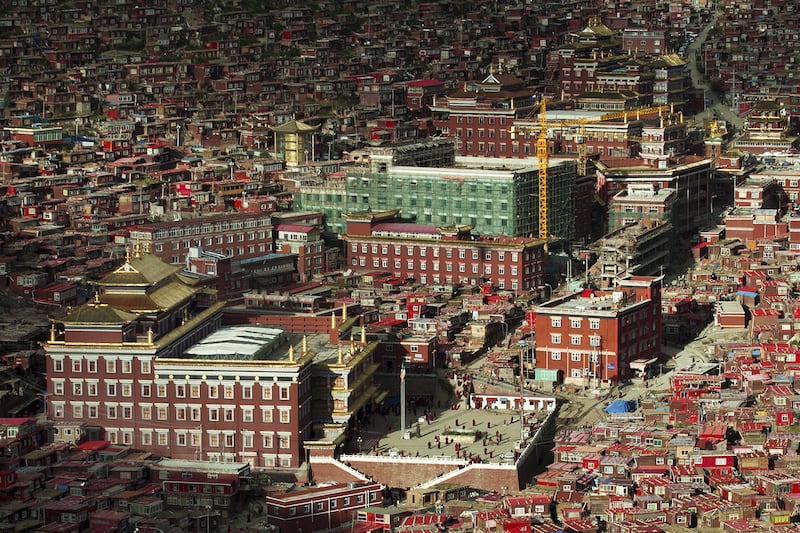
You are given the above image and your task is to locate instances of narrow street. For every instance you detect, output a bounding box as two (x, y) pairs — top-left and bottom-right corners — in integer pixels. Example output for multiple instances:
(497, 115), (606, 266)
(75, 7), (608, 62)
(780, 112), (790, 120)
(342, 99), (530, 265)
(685, 7), (744, 131)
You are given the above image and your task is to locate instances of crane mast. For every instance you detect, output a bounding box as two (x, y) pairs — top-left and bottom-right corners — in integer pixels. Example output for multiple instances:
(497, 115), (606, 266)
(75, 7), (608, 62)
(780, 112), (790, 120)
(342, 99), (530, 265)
(536, 99), (549, 244)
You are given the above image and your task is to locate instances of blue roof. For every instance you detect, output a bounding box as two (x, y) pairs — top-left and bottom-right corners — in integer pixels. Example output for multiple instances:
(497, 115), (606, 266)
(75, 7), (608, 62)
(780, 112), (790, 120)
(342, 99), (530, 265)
(239, 253), (286, 265)
(605, 399), (637, 413)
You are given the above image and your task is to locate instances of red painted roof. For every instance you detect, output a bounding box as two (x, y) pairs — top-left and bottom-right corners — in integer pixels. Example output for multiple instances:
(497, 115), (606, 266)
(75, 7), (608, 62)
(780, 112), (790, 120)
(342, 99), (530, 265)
(277, 223), (314, 233)
(75, 440), (110, 451)
(407, 79), (444, 87)
(751, 308), (780, 316)
(372, 222), (439, 234)
(738, 286), (760, 293)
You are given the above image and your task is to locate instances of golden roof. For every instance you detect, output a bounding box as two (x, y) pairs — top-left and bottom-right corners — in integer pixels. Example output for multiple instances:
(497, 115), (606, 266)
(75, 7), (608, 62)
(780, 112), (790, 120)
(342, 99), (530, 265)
(99, 293), (161, 313)
(61, 302), (140, 325)
(652, 53), (685, 67)
(150, 280), (196, 309)
(269, 119), (320, 133)
(98, 254), (183, 287)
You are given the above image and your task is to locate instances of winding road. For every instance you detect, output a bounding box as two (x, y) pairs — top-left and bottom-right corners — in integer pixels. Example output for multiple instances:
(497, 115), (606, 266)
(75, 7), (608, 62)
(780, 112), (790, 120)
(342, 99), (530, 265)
(684, 8), (744, 132)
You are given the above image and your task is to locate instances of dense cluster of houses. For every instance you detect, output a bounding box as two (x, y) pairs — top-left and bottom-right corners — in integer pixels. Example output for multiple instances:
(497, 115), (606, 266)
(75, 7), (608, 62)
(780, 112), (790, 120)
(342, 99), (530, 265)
(3, 0), (800, 532)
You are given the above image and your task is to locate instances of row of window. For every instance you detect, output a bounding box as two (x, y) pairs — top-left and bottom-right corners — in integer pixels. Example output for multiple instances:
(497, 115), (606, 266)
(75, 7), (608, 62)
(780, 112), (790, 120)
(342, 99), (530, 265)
(550, 317), (602, 329)
(145, 217), (271, 240)
(55, 403), (293, 424)
(454, 116), (507, 125)
(51, 379), (291, 401)
(351, 178), (511, 196)
(548, 334), (603, 346)
(281, 492), (377, 516)
(352, 257), (522, 276)
(52, 358), (147, 374)
(462, 141), (530, 154)
(104, 428), (291, 451)
(350, 244), (521, 262)
(456, 127), (506, 139)
(159, 232), (269, 250)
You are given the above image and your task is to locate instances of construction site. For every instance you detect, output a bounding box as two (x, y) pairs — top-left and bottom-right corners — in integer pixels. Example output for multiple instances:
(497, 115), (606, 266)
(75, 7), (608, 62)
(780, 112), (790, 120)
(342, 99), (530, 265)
(294, 137), (580, 241)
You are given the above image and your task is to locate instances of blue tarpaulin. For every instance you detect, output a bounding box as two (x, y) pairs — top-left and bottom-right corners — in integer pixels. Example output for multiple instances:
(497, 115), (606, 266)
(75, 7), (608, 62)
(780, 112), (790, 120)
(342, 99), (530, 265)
(604, 399), (637, 413)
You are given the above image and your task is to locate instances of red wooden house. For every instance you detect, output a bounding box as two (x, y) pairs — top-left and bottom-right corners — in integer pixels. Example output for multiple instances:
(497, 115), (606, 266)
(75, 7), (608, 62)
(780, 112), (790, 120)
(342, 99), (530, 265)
(690, 452), (737, 470)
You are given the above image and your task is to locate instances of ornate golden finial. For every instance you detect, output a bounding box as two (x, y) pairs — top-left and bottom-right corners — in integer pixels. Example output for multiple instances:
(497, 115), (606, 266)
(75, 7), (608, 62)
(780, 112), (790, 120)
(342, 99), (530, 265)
(133, 239), (141, 258)
(331, 313), (336, 329)
(50, 323), (56, 342)
(125, 246), (131, 263)
(302, 335), (308, 355)
(288, 345), (295, 362)
(338, 346), (343, 364)
(360, 325), (366, 344)
(147, 328), (153, 344)
(94, 292), (100, 304)
(342, 305), (347, 320)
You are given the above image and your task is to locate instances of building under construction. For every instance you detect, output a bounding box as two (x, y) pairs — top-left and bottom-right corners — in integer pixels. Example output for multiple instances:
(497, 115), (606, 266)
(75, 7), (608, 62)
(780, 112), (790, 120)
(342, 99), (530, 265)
(293, 138), (578, 239)
(590, 219), (671, 289)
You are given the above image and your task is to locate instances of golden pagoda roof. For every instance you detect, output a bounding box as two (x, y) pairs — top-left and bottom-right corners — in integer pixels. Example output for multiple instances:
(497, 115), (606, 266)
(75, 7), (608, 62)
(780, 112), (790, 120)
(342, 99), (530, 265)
(579, 18), (615, 38)
(61, 302), (140, 325)
(269, 119), (320, 133)
(150, 280), (197, 309)
(100, 293), (160, 313)
(98, 254), (183, 287)
(650, 53), (685, 68)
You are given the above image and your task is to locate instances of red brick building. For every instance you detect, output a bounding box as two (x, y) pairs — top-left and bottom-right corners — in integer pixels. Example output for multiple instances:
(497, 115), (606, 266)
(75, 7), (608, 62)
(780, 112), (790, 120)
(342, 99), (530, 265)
(44, 252), (381, 474)
(621, 28), (668, 56)
(371, 332), (438, 374)
(265, 481), (382, 532)
(533, 275), (663, 386)
(430, 72), (539, 158)
(342, 210), (546, 293)
(185, 247), (249, 301)
(5, 125), (63, 149)
(405, 79), (447, 114)
(152, 459), (251, 513)
(274, 223), (325, 283)
(128, 212), (274, 265)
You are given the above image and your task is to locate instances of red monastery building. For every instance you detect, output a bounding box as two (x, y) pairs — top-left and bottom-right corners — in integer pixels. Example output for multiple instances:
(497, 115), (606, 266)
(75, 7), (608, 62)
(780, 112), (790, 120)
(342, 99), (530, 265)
(429, 72), (539, 158)
(43, 250), (380, 474)
(342, 210), (546, 293)
(533, 275), (663, 386)
(128, 212), (274, 265)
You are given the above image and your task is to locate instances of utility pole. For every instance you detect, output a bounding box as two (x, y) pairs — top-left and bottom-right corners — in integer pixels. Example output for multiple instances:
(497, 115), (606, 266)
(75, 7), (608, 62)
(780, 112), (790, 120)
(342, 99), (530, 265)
(400, 360), (407, 434)
(519, 346), (525, 444)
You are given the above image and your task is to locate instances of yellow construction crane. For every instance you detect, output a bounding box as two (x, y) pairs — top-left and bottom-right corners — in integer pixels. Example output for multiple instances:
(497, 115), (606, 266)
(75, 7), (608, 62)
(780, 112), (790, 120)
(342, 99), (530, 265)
(509, 99), (551, 244)
(536, 99), (549, 243)
(510, 102), (675, 243)
(513, 103), (674, 175)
